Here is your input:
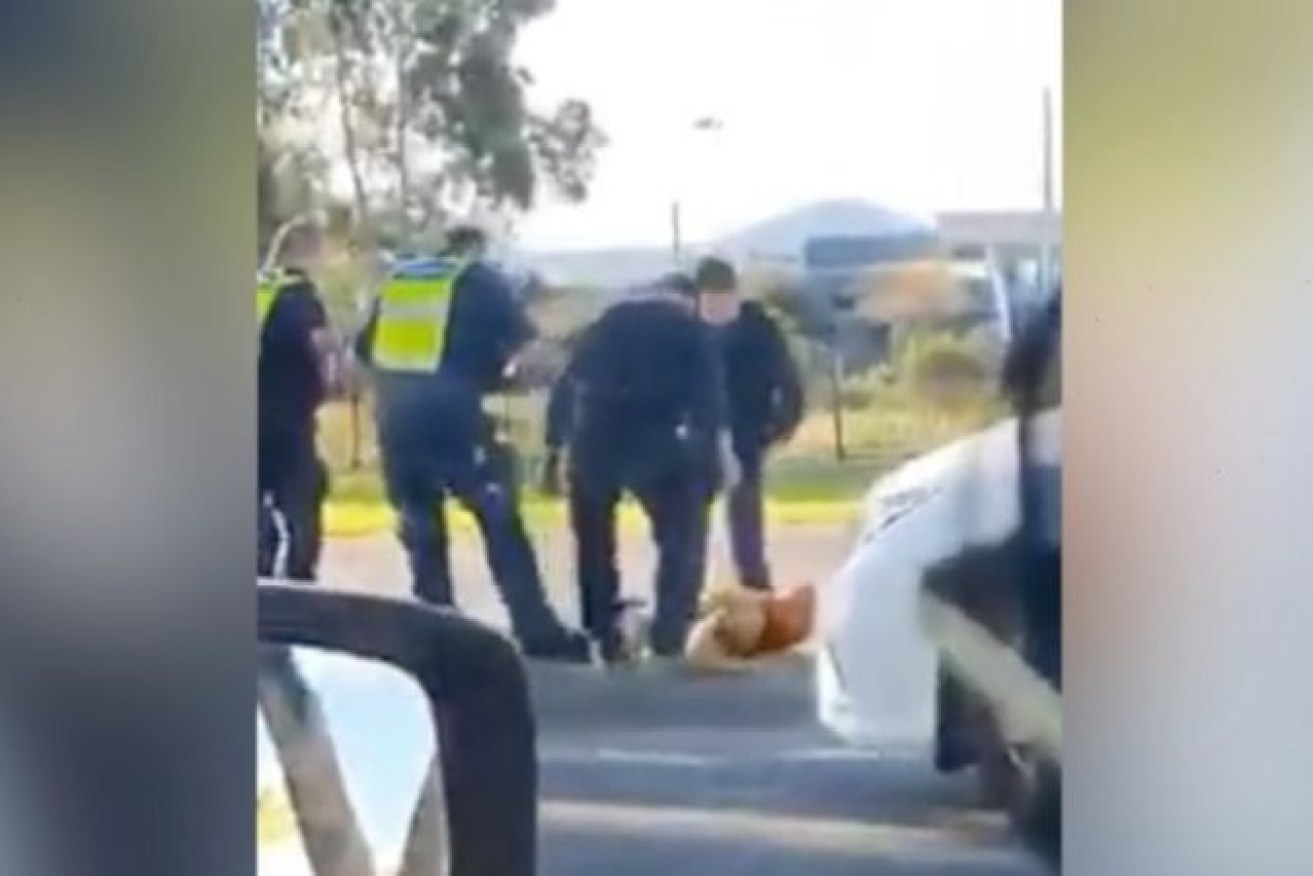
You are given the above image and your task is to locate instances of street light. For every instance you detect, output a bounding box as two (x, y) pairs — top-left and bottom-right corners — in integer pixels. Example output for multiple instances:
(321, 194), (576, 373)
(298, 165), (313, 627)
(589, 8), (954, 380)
(670, 115), (725, 264)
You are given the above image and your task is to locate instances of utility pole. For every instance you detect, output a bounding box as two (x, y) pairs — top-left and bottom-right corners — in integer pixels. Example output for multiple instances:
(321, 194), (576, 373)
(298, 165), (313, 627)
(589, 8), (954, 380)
(670, 200), (683, 264)
(829, 344), (847, 461)
(670, 115), (724, 267)
(1039, 88), (1057, 295)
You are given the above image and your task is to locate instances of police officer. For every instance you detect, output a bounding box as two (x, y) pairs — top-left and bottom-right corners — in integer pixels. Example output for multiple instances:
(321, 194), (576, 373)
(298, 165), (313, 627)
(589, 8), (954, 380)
(257, 218), (338, 581)
(693, 256), (804, 591)
(1003, 287), (1061, 688)
(355, 223), (588, 661)
(542, 273), (738, 662)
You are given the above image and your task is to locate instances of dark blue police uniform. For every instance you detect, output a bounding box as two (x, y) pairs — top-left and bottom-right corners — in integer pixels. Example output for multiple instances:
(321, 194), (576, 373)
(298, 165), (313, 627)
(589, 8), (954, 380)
(357, 256), (586, 660)
(257, 268), (330, 581)
(546, 282), (727, 660)
(1006, 292), (1062, 688)
(713, 300), (804, 591)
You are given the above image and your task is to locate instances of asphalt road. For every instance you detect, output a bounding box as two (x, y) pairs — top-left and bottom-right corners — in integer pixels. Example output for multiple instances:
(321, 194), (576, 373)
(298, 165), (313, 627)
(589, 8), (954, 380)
(320, 524), (1043, 876)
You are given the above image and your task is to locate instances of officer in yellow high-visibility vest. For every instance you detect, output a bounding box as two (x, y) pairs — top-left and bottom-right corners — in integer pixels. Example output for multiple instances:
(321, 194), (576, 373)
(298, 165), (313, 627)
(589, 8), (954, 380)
(354, 224), (589, 662)
(258, 218), (337, 582)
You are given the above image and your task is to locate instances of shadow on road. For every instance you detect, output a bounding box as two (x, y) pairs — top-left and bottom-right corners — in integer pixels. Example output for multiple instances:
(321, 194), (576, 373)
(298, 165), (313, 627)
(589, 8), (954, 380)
(527, 655), (816, 731)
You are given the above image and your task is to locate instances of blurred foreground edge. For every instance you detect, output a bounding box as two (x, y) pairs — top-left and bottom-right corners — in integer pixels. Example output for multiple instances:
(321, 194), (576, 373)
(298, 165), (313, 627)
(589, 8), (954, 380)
(257, 581), (539, 876)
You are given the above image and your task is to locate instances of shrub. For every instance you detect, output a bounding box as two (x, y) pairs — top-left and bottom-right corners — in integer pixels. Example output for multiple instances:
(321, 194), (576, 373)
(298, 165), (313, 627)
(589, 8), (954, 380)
(899, 330), (993, 408)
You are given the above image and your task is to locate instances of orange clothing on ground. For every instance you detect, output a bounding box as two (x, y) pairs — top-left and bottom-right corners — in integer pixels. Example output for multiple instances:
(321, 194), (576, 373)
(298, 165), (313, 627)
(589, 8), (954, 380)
(751, 584), (816, 656)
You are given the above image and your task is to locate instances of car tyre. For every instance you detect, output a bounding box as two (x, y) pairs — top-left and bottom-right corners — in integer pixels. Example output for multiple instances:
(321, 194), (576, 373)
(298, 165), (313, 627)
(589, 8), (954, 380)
(1007, 748), (1061, 871)
(976, 740), (1018, 810)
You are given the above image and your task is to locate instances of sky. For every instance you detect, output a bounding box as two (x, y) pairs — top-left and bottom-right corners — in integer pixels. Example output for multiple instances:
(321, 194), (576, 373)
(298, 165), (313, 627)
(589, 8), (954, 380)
(512, 0), (1062, 250)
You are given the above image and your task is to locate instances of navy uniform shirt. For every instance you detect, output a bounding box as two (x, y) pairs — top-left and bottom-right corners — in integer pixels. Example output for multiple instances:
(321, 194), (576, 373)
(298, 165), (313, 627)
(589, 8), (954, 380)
(546, 295), (727, 484)
(712, 300), (805, 458)
(258, 269), (328, 446)
(356, 260), (534, 454)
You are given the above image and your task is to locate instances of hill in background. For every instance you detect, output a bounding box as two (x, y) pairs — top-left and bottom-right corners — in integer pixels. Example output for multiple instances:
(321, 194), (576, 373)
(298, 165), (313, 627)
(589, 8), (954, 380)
(519, 198), (938, 288)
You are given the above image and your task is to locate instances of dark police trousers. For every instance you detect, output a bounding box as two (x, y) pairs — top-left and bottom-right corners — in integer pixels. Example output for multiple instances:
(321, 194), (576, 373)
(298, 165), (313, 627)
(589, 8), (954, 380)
(257, 432), (327, 581)
(569, 457), (713, 657)
(725, 445), (771, 590)
(381, 431), (565, 645)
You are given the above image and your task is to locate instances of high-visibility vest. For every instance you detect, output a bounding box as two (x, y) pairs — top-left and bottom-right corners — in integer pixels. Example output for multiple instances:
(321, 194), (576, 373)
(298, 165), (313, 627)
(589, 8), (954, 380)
(370, 257), (466, 374)
(257, 270), (297, 332)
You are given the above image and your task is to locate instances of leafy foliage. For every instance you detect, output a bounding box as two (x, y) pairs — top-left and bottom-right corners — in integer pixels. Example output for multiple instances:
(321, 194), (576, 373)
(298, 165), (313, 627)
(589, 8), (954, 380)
(900, 330), (993, 409)
(257, 0), (605, 249)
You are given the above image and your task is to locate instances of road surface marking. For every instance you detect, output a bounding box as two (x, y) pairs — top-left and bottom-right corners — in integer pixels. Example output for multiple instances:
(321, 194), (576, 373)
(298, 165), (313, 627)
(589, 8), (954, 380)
(541, 799), (1020, 864)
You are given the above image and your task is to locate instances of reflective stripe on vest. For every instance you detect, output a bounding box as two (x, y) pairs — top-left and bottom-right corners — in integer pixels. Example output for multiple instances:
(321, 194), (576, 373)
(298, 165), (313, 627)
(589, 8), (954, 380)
(257, 281), (279, 331)
(257, 270), (297, 331)
(370, 259), (465, 374)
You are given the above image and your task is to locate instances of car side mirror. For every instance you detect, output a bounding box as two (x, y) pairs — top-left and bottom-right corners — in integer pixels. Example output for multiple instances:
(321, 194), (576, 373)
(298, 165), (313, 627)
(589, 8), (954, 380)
(257, 583), (538, 876)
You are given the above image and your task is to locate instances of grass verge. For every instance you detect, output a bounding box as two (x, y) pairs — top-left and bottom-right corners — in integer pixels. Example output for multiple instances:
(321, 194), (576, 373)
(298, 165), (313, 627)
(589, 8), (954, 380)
(325, 496), (863, 539)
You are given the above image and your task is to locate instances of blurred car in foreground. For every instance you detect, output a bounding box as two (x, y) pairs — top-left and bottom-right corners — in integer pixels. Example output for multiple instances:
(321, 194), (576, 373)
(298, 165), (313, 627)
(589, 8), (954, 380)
(817, 294), (1061, 869)
(815, 411), (1059, 751)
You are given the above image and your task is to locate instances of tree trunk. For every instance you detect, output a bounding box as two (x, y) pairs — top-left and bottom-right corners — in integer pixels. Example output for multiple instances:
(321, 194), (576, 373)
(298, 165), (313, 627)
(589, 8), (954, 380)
(393, 0), (412, 237)
(257, 136), (282, 256)
(328, 6), (373, 243)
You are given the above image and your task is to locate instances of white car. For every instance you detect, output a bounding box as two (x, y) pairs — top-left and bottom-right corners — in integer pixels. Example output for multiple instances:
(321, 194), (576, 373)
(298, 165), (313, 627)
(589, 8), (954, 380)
(815, 409), (1061, 753)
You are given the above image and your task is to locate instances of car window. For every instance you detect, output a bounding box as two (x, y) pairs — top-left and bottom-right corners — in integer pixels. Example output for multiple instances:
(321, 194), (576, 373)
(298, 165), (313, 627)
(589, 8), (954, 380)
(257, 647), (441, 876)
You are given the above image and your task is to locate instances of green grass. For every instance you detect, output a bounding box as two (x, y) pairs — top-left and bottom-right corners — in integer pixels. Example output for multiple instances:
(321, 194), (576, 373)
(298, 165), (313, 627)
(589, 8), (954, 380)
(324, 493), (869, 538)
(327, 450), (884, 507)
(322, 450), (886, 537)
(317, 369), (1003, 515)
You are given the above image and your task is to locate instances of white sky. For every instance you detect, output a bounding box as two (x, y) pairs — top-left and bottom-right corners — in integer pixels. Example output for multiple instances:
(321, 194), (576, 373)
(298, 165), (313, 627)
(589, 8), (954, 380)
(513, 0), (1062, 250)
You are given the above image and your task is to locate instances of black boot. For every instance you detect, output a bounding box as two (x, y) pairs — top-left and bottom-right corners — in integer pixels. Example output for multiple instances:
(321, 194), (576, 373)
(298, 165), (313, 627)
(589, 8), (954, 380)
(519, 627), (592, 663)
(594, 630), (631, 666)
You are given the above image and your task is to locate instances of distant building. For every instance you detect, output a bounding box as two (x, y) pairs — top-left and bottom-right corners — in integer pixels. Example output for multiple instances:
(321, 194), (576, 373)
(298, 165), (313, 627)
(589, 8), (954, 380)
(518, 203), (1061, 291)
(802, 231), (941, 271)
(934, 210), (1061, 260)
(798, 209), (1060, 271)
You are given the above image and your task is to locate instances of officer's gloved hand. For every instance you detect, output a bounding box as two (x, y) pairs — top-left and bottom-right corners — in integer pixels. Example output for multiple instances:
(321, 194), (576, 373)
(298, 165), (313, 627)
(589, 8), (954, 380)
(539, 449), (565, 497)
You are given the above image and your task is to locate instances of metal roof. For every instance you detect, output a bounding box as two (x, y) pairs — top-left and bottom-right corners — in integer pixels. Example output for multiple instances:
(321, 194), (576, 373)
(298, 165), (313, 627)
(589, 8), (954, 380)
(935, 210), (1061, 248)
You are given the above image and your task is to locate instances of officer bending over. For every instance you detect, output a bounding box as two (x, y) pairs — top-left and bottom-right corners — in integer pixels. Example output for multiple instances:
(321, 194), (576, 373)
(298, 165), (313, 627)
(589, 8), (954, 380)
(356, 224), (588, 661)
(694, 257), (804, 590)
(257, 218), (338, 581)
(543, 274), (737, 662)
